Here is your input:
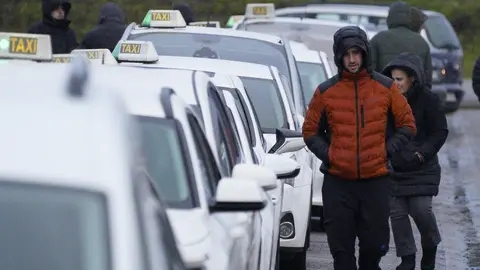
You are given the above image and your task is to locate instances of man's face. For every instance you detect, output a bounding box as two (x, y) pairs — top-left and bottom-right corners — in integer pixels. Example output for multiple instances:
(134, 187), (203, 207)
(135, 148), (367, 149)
(343, 47), (363, 73)
(51, 6), (65, 20)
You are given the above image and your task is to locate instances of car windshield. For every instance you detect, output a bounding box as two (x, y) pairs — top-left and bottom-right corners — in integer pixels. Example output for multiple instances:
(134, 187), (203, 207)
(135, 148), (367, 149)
(137, 116), (194, 208)
(0, 182), (110, 270)
(129, 32), (291, 83)
(423, 15), (461, 50)
(297, 62), (328, 106)
(240, 77), (288, 130)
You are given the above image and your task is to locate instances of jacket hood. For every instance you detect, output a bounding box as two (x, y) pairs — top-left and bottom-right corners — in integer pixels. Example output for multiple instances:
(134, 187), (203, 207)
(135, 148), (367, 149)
(381, 52), (426, 92)
(387, 1), (423, 31)
(172, 3), (195, 24)
(42, 0), (71, 19)
(333, 26), (372, 74)
(410, 7), (427, 32)
(98, 2), (125, 24)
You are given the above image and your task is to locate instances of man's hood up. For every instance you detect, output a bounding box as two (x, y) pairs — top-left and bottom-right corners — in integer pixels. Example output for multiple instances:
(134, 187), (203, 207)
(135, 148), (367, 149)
(173, 3), (195, 24)
(98, 2), (125, 24)
(386, 1), (426, 31)
(42, 0), (71, 20)
(381, 52), (426, 90)
(333, 26), (372, 74)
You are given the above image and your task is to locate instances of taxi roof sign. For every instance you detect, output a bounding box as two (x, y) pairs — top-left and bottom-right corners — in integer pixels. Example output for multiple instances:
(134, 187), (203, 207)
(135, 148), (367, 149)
(245, 3), (275, 19)
(71, 49), (118, 64)
(189, 21), (220, 28)
(141, 10), (186, 28)
(226, 15), (245, 27)
(112, 40), (158, 63)
(0, 32), (52, 61)
(52, 54), (76, 63)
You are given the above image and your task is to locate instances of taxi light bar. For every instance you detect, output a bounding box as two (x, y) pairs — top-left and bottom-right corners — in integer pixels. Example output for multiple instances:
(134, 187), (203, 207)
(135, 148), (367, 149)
(0, 32), (52, 61)
(245, 3), (275, 19)
(112, 40), (158, 63)
(189, 21), (221, 28)
(141, 10), (186, 28)
(226, 15), (245, 27)
(52, 54), (76, 63)
(71, 49), (118, 64)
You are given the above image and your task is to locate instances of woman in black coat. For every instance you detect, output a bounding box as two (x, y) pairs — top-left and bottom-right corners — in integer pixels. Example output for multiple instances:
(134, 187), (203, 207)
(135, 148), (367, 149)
(382, 52), (449, 270)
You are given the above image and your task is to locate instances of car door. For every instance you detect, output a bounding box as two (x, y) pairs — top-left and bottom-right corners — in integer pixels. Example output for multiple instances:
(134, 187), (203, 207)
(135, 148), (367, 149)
(186, 112), (251, 270)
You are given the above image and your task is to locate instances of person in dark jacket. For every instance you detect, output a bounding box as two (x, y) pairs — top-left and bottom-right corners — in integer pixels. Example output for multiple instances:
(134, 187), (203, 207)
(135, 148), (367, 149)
(471, 56), (480, 102)
(382, 52), (448, 270)
(28, 0), (77, 54)
(370, 1), (432, 88)
(303, 26), (416, 270)
(172, 2), (195, 25)
(77, 2), (126, 52)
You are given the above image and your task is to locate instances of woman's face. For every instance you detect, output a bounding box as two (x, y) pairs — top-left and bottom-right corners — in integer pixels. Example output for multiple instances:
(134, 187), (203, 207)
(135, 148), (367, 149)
(391, 69), (414, 94)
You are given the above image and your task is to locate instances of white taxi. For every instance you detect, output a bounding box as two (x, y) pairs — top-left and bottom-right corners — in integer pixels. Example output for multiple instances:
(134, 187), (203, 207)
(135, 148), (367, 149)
(0, 32), (52, 63)
(0, 43), (188, 270)
(147, 53), (313, 269)
(119, 8), (306, 118)
(82, 54), (279, 269)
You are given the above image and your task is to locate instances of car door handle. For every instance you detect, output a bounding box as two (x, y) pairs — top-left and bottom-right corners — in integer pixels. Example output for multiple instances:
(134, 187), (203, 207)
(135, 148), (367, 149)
(271, 196), (278, 205)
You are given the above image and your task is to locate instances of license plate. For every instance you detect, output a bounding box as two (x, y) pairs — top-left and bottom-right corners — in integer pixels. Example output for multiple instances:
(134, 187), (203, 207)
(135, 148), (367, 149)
(446, 93), (456, 102)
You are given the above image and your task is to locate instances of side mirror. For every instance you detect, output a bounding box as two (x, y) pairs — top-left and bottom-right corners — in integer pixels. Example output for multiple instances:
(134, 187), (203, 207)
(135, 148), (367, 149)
(264, 153), (300, 179)
(232, 163), (277, 191)
(209, 178), (266, 212)
(268, 128), (305, 155)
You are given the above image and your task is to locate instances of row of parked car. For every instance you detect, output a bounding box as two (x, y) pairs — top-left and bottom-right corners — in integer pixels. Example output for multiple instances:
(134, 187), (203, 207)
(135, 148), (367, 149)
(0, 4), (338, 270)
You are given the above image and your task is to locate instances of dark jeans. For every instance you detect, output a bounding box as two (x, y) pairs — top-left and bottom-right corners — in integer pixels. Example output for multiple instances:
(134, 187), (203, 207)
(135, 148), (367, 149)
(322, 173), (391, 270)
(390, 196), (442, 257)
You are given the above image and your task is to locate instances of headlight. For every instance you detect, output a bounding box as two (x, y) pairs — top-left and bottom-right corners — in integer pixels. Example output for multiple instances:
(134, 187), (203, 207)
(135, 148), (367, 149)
(432, 68), (445, 83)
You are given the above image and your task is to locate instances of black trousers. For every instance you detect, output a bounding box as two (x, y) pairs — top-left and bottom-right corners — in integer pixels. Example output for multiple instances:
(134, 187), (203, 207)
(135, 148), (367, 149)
(322, 173), (391, 270)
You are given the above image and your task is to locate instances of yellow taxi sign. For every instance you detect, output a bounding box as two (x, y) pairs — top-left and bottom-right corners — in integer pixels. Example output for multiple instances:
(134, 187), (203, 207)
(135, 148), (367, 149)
(0, 32), (52, 61)
(70, 49), (118, 64)
(113, 40), (158, 63)
(52, 54), (75, 63)
(245, 3), (275, 19)
(142, 10), (186, 28)
(189, 21), (221, 28)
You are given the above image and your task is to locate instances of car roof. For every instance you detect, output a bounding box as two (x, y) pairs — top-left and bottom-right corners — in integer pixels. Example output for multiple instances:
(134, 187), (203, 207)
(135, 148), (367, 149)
(130, 25), (284, 45)
(243, 16), (361, 27)
(155, 56), (274, 80)
(276, 4), (439, 17)
(0, 62), (135, 193)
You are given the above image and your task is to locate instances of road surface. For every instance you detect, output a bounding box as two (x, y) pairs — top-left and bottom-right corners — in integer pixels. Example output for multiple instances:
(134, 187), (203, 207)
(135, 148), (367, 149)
(306, 109), (480, 269)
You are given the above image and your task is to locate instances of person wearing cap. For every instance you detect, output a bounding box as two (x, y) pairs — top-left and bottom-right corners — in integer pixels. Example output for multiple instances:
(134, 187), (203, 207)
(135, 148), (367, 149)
(302, 26), (416, 269)
(172, 2), (195, 25)
(382, 52), (448, 270)
(77, 2), (126, 52)
(28, 0), (77, 54)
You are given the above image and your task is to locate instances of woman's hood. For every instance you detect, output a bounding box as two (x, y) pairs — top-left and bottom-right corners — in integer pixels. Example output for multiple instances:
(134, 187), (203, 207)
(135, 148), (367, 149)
(381, 52), (426, 88)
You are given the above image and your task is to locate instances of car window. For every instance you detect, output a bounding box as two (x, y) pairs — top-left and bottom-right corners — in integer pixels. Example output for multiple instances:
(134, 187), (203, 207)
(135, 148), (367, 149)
(129, 32), (292, 85)
(297, 62), (328, 106)
(423, 15), (461, 49)
(208, 86), (242, 170)
(137, 116), (196, 209)
(220, 87), (255, 147)
(187, 113), (222, 199)
(241, 76), (288, 131)
(0, 182), (110, 270)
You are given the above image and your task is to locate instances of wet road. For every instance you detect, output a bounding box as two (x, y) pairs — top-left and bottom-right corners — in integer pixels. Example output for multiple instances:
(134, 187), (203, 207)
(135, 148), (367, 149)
(306, 109), (480, 269)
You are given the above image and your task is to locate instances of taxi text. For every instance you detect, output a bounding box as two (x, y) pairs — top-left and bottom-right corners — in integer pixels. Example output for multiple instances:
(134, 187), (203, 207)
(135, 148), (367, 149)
(120, 43), (141, 54)
(151, 12), (171, 21)
(9, 37), (38, 54)
(252, 6), (267, 15)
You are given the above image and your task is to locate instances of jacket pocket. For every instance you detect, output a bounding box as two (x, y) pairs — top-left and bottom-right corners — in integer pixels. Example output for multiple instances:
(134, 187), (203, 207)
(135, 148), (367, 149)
(360, 105), (365, 128)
